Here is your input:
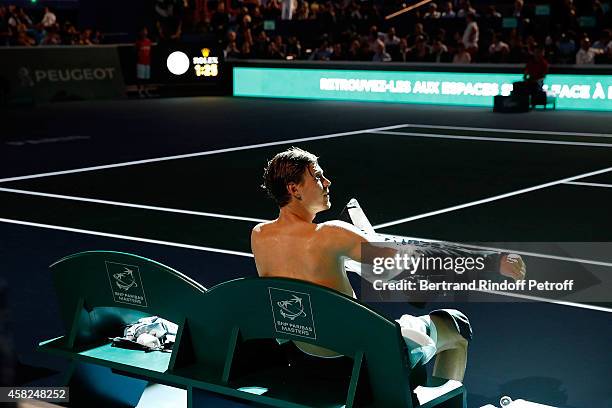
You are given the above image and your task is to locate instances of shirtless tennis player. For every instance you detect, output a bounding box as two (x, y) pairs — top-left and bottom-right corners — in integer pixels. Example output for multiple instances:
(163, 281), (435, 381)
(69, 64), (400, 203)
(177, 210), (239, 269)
(251, 147), (525, 381)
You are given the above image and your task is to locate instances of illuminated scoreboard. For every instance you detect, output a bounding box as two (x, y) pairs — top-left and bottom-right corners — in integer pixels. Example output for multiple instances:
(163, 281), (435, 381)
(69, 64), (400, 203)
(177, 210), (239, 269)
(165, 46), (223, 81)
(192, 48), (219, 77)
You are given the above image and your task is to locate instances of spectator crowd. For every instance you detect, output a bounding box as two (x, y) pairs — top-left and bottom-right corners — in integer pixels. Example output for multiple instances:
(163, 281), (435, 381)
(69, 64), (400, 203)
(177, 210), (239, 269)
(182, 0), (612, 64)
(2, 0), (612, 65)
(0, 5), (101, 47)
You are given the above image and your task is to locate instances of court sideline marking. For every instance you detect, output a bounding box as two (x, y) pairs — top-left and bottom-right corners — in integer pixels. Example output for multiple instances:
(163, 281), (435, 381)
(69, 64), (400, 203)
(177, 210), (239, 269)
(5, 135), (91, 147)
(2, 124), (609, 225)
(399, 123), (612, 138)
(2, 188), (610, 268)
(2, 218), (610, 313)
(379, 233), (612, 269)
(0, 187), (268, 223)
(473, 290), (612, 314)
(373, 166), (612, 229)
(2, 123), (611, 313)
(369, 130), (612, 149)
(564, 181), (612, 189)
(0, 217), (255, 258)
(3, 122), (610, 184)
(0, 124), (409, 184)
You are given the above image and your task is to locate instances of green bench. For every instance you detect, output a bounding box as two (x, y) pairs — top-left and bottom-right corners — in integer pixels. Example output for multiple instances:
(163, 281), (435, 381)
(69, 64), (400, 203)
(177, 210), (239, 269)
(39, 251), (206, 406)
(39, 251), (466, 408)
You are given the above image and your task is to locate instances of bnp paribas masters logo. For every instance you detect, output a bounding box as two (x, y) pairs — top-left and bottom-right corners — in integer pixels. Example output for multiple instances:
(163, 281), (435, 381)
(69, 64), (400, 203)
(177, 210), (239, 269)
(269, 287), (316, 340)
(105, 261), (148, 307)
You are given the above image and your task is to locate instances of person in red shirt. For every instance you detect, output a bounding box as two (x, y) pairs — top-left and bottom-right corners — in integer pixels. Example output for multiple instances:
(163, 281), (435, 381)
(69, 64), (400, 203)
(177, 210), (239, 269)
(522, 45), (549, 102)
(135, 27), (152, 97)
(524, 45), (549, 84)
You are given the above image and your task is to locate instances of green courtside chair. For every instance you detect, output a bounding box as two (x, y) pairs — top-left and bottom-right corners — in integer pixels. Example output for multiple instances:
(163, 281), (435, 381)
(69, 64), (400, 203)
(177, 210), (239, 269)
(38, 251), (206, 407)
(180, 277), (466, 408)
(39, 253), (466, 407)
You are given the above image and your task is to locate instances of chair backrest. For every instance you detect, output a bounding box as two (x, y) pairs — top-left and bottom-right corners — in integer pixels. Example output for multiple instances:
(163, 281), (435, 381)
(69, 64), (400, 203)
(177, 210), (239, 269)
(188, 277), (414, 407)
(50, 251), (206, 348)
(48, 254), (419, 406)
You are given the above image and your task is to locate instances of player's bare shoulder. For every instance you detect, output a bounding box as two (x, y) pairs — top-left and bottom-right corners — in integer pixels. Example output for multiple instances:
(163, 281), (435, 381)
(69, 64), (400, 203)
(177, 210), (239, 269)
(318, 220), (369, 238)
(317, 220), (369, 254)
(251, 220), (276, 244)
(252, 221), (270, 234)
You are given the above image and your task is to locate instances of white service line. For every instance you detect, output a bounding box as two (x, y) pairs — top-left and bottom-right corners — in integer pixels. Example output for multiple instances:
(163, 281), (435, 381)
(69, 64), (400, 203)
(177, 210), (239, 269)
(0, 187), (268, 223)
(564, 181), (612, 189)
(2, 220), (610, 313)
(0, 217), (255, 258)
(5, 135), (91, 146)
(369, 130), (612, 149)
(473, 289), (612, 314)
(373, 165), (612, 229)
(399, 123), (612, 138)
(0, 124), (408, 184)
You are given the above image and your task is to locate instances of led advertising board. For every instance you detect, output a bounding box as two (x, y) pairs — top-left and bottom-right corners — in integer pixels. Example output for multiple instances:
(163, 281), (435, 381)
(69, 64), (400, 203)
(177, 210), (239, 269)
(233, 67), (612, 111)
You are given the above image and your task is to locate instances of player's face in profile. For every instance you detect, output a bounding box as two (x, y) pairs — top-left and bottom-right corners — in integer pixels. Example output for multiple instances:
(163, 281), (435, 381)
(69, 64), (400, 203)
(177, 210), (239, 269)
(301, 163), (331, 211)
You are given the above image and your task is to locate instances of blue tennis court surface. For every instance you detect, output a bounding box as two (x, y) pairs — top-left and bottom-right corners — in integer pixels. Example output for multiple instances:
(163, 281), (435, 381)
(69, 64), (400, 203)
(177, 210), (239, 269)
(1, 98), (611, 407)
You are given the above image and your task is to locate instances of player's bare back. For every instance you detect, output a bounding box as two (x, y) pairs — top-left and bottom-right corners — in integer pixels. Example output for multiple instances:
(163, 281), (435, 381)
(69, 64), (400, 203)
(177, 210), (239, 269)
(251, 219), (356, 297)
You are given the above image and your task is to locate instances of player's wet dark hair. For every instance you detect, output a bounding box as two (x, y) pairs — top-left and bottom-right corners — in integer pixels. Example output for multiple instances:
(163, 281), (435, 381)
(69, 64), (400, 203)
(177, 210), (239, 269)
(262, 147), (318, 207)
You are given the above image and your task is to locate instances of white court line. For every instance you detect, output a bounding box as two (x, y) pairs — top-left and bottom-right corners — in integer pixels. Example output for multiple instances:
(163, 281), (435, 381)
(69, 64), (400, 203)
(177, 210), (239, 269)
(0, 217), (255, 258)
(399, 123), (612, 138)
(564, 181), (612, 189)
(373, 165), (612, 229)
(6, 135), (91, 147)
(0, 123), (409, 184)
(0, 187), (267, 223)
(4, 186), (609, 267)
(473, 289), (612, 314)
(2, 218), (610, 313)
(370, 130), (612, 149)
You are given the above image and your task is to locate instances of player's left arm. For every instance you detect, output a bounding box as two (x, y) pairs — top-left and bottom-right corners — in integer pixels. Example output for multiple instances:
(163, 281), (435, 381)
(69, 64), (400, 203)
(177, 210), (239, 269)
(321, 220), (395, 263)
(322, 221), (526, 281)
(415, 243), (526, 281)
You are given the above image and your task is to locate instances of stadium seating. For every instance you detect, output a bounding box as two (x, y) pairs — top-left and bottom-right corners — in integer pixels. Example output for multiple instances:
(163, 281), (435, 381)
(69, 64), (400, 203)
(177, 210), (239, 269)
(39, 251), (466, 407)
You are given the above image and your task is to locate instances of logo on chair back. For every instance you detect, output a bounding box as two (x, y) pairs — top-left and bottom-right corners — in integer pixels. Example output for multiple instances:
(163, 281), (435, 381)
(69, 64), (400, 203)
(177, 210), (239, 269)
(105, 261), (148, 307)
(269, 287), (316, 340)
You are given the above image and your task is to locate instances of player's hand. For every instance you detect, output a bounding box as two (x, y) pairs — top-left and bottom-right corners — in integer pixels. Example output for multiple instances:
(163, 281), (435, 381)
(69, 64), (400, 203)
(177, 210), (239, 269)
(499, 254), (526, 281)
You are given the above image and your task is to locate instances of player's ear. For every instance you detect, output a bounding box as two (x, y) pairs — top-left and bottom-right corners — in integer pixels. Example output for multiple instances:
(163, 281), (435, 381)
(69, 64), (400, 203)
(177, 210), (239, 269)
(287, 182), (302, 201)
